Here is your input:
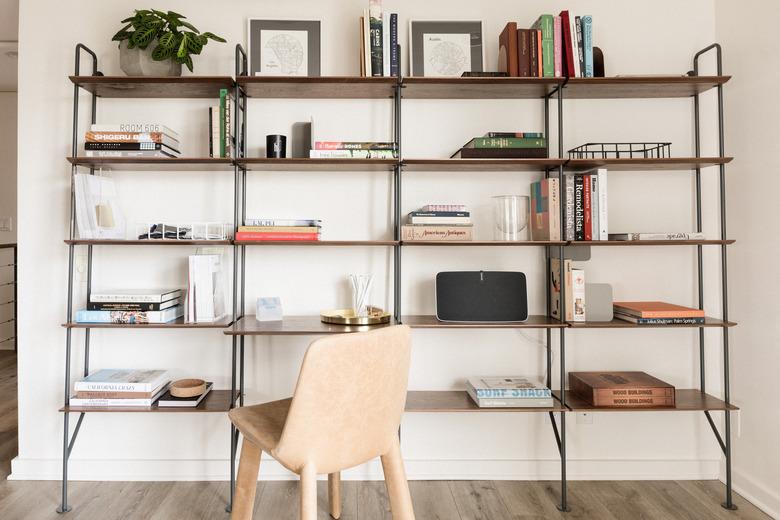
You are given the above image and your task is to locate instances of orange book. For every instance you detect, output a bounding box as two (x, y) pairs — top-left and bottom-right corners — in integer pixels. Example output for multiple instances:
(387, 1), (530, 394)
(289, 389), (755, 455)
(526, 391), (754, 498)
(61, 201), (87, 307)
(612, 301), (705, 319)
(536, 29), (543, 77)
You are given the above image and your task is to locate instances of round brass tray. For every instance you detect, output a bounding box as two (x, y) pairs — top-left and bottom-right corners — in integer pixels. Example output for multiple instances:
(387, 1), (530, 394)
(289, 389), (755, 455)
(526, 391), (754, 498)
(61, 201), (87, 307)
(320, 306), (391, 326)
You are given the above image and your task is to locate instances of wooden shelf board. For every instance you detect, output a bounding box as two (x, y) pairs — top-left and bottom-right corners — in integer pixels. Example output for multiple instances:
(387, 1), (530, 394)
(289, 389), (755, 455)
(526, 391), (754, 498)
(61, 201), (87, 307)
(225, 315), (398, 335)
(402, 159), (564, 171)
(236, 240), (398, 246)
(405, 391), (566, 412)
(568, 317), (736, 328)
(568, 240), (735, 246)
(63, 316), (234, 329)
(402, 240), (565, 246)
(401, 77), (560, 99)
(59, 390), (238, 413)
(555, 389), (738, 412)
(67, 157), (234, 171)
(236, 158), (396, 171)
(237, 76), (397, 98)
(70, 76), (235, 98)
(561, 76), (731, 99)
(64, 239), (232, 246)
(566, 157), (732, 171)
(402, 315), (567, 329)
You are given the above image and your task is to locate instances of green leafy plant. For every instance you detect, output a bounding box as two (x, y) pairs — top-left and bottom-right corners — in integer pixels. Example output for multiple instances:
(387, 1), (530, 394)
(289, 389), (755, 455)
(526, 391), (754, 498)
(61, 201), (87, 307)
(112, 9), (226, 72)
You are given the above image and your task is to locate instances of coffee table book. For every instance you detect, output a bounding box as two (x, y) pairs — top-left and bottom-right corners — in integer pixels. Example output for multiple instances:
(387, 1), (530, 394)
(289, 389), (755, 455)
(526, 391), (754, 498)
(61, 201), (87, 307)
(158, 382), (214, 407)
(569, 371), (675, 407)
(466, 376), (553, 408)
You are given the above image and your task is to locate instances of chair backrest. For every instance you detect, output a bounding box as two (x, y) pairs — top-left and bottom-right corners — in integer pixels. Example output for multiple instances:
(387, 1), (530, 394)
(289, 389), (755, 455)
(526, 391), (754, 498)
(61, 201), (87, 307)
(273, 325), (411, 474)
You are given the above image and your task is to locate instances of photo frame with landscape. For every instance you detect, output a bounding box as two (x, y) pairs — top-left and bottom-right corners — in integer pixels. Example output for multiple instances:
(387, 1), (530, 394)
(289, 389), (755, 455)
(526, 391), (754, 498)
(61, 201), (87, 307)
(248, 19), (322, 76)
(409, 20), (484, 77)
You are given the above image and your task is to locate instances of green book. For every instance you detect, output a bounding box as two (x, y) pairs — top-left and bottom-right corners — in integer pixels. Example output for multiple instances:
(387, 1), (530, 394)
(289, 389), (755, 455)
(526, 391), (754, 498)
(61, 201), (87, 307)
(219, 88), (227, 158)
(532, 14), (555, 78)
(472, 137), (547, 149)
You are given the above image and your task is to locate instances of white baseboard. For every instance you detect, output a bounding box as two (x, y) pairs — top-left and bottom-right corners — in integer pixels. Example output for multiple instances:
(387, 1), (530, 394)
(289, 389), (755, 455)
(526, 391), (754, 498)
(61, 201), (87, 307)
(9, 456), (720, 482)
(731, 469), (780, 519)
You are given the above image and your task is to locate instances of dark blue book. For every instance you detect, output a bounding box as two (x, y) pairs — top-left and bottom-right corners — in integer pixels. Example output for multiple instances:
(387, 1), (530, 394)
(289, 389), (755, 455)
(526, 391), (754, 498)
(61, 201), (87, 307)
(390, 14), (399, 77)
(409, 211), (470, 218)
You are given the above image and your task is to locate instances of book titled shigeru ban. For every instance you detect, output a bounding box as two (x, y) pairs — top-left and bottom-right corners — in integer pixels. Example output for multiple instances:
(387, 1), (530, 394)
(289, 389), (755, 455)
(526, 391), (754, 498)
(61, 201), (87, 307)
(466, 376), (553, 408)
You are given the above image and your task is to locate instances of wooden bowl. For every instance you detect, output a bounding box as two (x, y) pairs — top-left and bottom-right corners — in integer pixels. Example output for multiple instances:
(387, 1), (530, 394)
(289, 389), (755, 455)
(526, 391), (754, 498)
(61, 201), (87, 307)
(170, 378), (207, 398)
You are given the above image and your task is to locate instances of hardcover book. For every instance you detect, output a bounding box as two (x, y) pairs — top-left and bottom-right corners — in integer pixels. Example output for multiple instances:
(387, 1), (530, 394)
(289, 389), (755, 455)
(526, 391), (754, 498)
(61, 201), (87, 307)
(498, 22), (519, 77)
(569, 371), (676, 407)
(517, 29), (531, 77)
(89, 123), (180, 140)
(75, 306), (184, 324)
(86, 298), (180, 312)
(612, 301), (705, 319)
(559, 11), (576, 77)
(613, 313), (706, 325)
(314, 141), (396, 150)
(89, 289), (182, 304)
(608, 232), (706, 241)
(68, 384), (168, 408)
(532, 15), (554, 77)
(235, 232), (320, 241)
(401, 225), (473, 241)
(245, 218), (321, 227)
(84, 142), (180, 155)
(157, 382), (214, 407)
(74, 369), (170, 393)
(309, 149), (396, 159)
(451, 147), (548, 159)
(466, 377), (553, 408)
(468, 137), (547, 149)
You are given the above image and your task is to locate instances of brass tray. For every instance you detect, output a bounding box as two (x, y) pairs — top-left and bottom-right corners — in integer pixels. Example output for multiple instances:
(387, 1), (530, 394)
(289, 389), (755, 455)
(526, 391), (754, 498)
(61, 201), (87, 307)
(320, 306), (391, 326)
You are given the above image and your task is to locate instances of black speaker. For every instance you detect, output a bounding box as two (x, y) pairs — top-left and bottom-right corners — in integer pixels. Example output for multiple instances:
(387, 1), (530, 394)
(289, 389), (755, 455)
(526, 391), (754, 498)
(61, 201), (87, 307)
(435, 271), (528, 322)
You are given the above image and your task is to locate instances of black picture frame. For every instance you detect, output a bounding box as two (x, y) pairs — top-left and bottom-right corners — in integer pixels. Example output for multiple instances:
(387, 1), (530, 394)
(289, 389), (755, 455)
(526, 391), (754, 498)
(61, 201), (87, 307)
(248, 19), (321, 76)
(409, 20), (484, 77)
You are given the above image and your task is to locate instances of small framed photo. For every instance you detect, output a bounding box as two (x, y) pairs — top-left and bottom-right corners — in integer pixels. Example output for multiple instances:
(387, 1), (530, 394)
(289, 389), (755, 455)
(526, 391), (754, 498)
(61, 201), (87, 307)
(409, 20), (484, 77)
(248, 19), (321, 76)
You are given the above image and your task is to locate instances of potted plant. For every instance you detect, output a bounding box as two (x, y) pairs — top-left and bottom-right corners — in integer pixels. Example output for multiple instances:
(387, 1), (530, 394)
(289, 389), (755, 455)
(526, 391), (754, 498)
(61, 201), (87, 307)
(112, 9), (226, 76)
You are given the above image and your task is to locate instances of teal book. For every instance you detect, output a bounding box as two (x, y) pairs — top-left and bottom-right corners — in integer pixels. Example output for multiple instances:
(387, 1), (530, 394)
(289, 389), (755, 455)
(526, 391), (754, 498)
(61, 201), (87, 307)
(582, 16), (593, 77)
(532, 14), (555, 77)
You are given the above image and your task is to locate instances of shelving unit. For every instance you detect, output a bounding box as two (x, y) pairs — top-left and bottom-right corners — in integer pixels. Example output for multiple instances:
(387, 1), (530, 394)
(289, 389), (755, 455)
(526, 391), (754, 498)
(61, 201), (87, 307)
(58, 40), (737, 515)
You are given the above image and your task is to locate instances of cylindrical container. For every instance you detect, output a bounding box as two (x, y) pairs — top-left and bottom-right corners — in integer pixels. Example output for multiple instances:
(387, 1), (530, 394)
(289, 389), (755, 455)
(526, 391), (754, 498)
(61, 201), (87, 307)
(492, 195), (530, 241)
(266, 134), (287, 158)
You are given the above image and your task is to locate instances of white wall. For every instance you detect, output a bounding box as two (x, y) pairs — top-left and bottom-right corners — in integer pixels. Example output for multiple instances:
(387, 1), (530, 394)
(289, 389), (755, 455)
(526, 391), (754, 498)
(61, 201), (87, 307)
(0, 92), (15, 244)
(13, 0), (735, 484)
(715, 1), (780, 517)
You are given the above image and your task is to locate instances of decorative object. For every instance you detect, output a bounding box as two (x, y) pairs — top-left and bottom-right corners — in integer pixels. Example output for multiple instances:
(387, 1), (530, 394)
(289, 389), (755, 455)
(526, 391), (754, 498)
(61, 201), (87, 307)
(409, 20), (483, 77)
(584, 283), (614, 322)
(320, 306), (391, 326)
(593, 46), (605, 77)
(135, 222), (232, 241)
(248, 19), (321, 76)
(492, 195), (529, 241)
(112, 9), (226, 75)
(256, 297), (283, 322)
(349, 274), (374, 318)
(169, 378), (207, 398)
(568, 142), (671, 159)
(266, 134), (287, 158)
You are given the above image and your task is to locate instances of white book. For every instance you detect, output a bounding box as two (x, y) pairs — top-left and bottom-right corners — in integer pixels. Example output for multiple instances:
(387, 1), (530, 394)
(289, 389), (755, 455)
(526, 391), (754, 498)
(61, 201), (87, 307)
(597, 169), (608, 240)
(569, 17), (581, 77)
(608, 232), (706, 241)
(466, 376), (552, 398)
(409, 216), (471, 225)
(382, 13), (390, 76)
(466, 385), (554, 408)
(309, 149), (395, 159)
(363, 10), (371, 77)
(69, 385), (168, 407)
(571, 268), (586, 322)
(74, 369), (170, 392)
(89, 289), (181, 303)
(90, 123), (180, 141)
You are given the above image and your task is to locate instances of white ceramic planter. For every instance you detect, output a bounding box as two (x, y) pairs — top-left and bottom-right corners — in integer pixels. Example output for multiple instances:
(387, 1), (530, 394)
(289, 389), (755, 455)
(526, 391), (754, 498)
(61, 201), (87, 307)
(119, 40), (182, 76)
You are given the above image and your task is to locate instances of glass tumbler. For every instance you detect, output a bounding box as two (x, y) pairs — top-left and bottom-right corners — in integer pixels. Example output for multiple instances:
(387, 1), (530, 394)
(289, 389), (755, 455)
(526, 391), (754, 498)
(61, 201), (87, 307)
(493, 195), (530, 241)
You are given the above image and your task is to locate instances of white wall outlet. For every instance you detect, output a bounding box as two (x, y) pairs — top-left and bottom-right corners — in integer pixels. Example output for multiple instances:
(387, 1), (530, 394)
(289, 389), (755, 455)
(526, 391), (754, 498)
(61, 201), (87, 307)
(576, 412), (593, 424)
(0, 217), (11, 232)
(735, 409), (741, 438)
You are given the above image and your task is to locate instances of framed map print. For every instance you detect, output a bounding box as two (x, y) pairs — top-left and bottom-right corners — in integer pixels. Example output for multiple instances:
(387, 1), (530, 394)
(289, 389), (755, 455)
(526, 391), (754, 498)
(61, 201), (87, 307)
(248, 19), (321, 76)
(409, 20), (484, 77)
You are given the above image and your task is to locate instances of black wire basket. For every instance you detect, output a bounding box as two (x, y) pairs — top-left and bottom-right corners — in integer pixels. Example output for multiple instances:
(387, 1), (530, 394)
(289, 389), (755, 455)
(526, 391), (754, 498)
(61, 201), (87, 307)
(568, 142), (671, 159)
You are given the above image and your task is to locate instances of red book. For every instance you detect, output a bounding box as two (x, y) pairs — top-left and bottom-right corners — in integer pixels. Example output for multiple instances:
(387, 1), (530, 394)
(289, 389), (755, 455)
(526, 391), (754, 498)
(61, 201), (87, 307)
(235, 232), (320, 241)
(559, 10), (575, 77)
(498, 22), (518, 77)
(583, 175), (592, 241)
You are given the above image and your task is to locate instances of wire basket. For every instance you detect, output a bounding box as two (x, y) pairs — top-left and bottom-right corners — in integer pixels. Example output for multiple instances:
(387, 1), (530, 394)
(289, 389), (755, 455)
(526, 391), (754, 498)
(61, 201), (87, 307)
(135, 222), (233, 241)
(568, 142), (671, 159)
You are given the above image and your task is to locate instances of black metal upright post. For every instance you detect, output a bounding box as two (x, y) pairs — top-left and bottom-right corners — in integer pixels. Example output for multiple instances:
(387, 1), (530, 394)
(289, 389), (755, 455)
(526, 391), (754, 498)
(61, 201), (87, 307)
(393, 46), (403, 323)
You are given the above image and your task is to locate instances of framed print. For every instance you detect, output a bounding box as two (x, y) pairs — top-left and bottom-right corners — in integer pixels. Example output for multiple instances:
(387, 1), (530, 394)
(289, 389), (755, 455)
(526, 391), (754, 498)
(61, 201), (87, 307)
(409, 20), (484, 77)
(248, 19), (321, 76)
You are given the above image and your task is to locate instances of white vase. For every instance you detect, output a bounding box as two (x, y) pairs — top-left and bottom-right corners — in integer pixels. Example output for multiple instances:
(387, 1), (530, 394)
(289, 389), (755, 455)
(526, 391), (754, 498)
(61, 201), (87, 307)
(119, 40), (182, 76)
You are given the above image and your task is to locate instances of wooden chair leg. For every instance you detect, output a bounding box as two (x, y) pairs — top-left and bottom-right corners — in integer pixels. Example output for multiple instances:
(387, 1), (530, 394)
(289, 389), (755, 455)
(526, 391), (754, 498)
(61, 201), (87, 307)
(232, 438), (263, 520)
(380, 437), (415, 520)
(328, 472), (342, 519)
(299, 465), (318, 520)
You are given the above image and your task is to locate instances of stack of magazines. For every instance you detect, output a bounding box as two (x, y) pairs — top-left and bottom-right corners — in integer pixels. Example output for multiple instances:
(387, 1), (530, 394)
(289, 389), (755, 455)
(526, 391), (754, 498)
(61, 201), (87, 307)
(84, 123), (181, 158)
(466, 376), (554, 408)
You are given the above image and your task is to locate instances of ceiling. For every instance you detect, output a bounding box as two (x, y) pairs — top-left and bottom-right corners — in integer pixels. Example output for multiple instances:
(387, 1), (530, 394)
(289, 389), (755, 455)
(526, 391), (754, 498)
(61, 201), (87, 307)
(0, 0), (18, 92)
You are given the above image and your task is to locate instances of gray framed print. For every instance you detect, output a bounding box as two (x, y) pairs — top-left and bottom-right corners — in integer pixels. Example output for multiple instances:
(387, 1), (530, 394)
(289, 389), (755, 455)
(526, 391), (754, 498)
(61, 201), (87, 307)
(248, 19), (321, 76)
(409, 20), (484, 77)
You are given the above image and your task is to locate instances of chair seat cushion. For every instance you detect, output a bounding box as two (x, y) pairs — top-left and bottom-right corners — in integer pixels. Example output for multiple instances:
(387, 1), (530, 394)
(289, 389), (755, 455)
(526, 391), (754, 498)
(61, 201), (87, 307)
(229, 398), (292, 453)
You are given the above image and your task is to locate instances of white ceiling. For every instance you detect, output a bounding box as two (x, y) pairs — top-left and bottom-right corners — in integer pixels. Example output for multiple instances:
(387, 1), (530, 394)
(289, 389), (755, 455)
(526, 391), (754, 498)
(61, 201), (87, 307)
(0, 0), (18, 91)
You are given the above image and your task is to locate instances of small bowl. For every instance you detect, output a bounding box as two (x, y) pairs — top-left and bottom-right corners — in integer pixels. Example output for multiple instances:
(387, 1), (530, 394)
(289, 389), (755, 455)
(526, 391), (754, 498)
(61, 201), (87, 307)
(170, 378), (207, 398)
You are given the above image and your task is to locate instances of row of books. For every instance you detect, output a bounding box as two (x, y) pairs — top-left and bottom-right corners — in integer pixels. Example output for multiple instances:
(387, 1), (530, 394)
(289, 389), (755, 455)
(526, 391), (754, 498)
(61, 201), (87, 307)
(70, 369), (212, 408)
(75, 289), (184, 324)
(452, 132), (547, 159)
(309, 141), (397, 159)
(84, 124), (180, 158)
(499, 11), (593, 78)
(359, 0), (399, 77)
(550, 258), (586, 322)
(208, 89), (234, 158)
(235, 219), (322, 242)
(401, 205), (473, 241)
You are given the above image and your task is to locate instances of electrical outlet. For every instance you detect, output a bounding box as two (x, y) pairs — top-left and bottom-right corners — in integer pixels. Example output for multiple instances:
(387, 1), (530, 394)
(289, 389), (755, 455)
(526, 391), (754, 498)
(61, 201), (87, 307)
(0, 217), (11, 232)
(576, 412), (593, 424)
(735, 409), (741, 438)
(75, 252), (89, 283)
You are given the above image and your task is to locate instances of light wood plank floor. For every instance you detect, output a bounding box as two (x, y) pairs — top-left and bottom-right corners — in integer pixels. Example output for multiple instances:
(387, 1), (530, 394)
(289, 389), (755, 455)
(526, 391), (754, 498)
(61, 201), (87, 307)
(0, 352), (770, 519)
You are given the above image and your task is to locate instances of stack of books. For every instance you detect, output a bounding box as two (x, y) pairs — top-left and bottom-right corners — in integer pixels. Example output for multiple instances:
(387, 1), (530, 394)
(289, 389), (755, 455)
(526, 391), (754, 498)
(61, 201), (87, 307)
(309, 141), (397, 159)
(549, 259), (586, 322)
(564, 168), (608, 241)
(209, 88), (235, 158)
(401, 205), (473, 241)
(608, 232), (707, 242)
(466, 376), (554, 408)
(569, 371), (676, 408)
(359, 0), (399, 77)
(451, 133), (547, 159)
(76, 289), (184, 324)
(69, 369), (170, 408)
(85, 123), (180, 158)
(498, 12), (593, 78)
(530, 178), (561, 241)
(613, 301), (705, 325)
(235, 218), (322, 242)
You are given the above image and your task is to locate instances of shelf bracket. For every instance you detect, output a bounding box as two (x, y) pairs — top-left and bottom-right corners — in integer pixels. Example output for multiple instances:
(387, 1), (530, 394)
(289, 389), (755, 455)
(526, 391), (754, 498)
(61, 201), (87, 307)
(548, 411), (563, 456)
(57, 411), (86, 514)
(703, 411), (727, 455)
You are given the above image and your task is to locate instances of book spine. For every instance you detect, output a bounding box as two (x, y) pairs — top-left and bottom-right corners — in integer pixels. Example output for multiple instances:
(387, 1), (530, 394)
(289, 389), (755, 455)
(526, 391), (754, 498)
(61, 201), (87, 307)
(575, 16), (585, 77)
(622, 232), (706, 241)
(89, 293), (175, 303)
(539, 15), (554, 77)
(594, 395), (676, 407)
(517, 29), (531, 77)
(219, 89), (227, 158)
(582, 16), (593, 77)
(314, 141), (396, 150)
(86, 301), (174, 311)
(473, 137), (546, 148)
(598, 169), (608, 240)
(571, 268), (586, 322)
(238, 226), (320, 233)
(473, 388), (552, 399)
(235, 232), (320, 241)
(409, 211), (470, 217)
(75, 390), (157, 399)
(529, 29), (539, 77)
(390, 13), (399, 77)
(75, 308), (181, 324)
(85, 132), (176, 144)
(559, 11), (574, 76)
(565, 175), (575, 240)
(89, 124), (179, 139)
(74, 382), (153, 392)
(583, 175), (592, 241)
(536, 29), (543, 77)
(421, 204), (467, 212)
(570, 16), (581, 77)
(616, 315), (706, 325)
(472, 398), (554, 408)
(574, 175), (584, 241)
(408, 217), (471, 225)
(245, 219), (321, 227)
(84, 150), (174, 158)
(208, 107), (213, 157)
(369, 0), (383, 77)
(553, 16), (562, 77)
(594, 387), (675, 399)
(84, 142), (171, 151)
(68, 398), (156, 407)
(401, 225), (472, 241)
(530, 181), (541, 240)
(382, 13), (390, 77)
(550, 177), (560, 241)
(590, 175), (599, 241)
(309, 149), (396, 158)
